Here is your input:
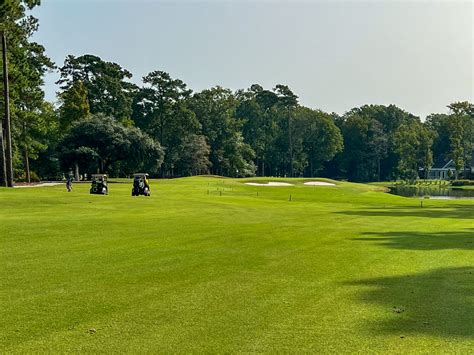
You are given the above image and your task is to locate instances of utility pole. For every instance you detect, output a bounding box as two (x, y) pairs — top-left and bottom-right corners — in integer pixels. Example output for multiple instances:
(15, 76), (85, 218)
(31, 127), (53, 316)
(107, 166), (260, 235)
(1, 31), (13, 187)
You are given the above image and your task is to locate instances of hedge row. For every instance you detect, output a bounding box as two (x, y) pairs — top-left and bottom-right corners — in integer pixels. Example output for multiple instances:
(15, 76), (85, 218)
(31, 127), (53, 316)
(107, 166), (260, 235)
(451, 180), (474, 186)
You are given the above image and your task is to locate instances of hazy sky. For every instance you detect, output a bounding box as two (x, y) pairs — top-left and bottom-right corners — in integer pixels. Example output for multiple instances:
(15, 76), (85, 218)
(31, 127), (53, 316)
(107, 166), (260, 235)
(32, 0), (473, 119)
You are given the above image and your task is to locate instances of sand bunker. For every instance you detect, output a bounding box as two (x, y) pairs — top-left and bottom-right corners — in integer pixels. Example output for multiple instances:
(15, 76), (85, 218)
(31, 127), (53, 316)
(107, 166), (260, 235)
(304, 181), (335, 186)
(245, 182), (293, 187)
(14, 182), (62, 188)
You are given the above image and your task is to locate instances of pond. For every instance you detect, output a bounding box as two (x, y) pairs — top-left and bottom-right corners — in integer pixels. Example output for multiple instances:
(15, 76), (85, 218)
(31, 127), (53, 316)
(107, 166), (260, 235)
(388, 186), (474, 200)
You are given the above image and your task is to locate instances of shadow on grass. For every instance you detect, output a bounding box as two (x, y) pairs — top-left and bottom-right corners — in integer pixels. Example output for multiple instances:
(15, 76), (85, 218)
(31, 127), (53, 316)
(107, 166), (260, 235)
(336, 204), (474, 220)
(354, 229), (474, 251)
(347, 267), (474, 338)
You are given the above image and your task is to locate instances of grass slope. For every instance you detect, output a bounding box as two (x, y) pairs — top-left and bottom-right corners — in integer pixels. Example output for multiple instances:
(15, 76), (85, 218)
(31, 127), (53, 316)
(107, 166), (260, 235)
(1, 177), (473, 352)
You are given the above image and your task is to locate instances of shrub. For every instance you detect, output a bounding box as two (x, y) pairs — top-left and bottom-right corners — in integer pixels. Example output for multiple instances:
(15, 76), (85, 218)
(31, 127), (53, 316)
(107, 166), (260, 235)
(16, 171), (41, 183)
(451, 180), (474, 186)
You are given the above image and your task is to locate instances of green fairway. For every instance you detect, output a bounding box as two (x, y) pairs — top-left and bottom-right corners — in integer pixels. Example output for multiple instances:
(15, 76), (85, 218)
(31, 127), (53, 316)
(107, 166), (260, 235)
(1, 177), (473, 352)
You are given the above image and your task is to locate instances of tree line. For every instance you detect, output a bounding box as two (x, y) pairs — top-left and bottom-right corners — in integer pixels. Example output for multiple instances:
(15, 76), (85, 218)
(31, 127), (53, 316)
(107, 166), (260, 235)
(1, 1), (473, 184)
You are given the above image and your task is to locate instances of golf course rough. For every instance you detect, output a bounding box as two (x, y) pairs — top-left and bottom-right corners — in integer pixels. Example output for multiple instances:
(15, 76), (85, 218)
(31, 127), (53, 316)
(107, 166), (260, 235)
(0, 176), (473, 353)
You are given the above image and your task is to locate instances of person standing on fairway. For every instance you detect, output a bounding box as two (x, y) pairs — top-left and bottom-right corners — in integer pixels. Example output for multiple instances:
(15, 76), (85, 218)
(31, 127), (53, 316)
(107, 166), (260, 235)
(66, 175), (73, 192)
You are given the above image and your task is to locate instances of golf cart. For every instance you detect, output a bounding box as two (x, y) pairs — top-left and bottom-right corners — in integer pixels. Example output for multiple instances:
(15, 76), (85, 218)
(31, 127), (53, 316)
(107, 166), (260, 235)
(90, 174), (108, 195)
(132, 173), (151, 196)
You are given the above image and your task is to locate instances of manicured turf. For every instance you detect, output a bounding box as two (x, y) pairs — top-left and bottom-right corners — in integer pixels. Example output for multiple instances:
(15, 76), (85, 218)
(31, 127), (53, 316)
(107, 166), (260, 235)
(1, 177), (473, 352)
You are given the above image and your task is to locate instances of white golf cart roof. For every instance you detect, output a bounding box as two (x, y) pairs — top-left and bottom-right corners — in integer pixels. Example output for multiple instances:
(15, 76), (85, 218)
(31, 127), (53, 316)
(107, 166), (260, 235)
(133, 173), (149, 177)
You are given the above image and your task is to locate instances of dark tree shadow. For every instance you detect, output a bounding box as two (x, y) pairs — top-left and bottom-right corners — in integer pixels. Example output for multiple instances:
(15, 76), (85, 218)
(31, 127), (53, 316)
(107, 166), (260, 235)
(346, 267), (474, 338)
(336, 204), (474, 220)
(354, 229), (474, 251)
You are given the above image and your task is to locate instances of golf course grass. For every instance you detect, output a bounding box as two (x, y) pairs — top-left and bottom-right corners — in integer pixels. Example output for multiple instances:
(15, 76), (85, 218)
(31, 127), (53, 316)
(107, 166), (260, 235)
(1, 176), (473, 352)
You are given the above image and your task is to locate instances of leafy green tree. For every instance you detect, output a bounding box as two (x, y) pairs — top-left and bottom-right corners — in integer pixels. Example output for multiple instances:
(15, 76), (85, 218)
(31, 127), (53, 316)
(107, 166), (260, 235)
(1, 0), (55, 181)
(189, 87), (255, 177)
(57, 54), (136, 124)
(274, 85), (298, 176)
(418, 124), (435, 179)
(293, 107), (343, 177)
(447, 102), (474, 178)
(58, 80), (90, 131)
(14, 102), (59, 182)
(237, 85), (279, 176)
(175, 134), (211, 176)
(394, 121), (434, 181)
(56, 80), (91, 180)
(447, 116), (465, 180)
(238, 84), (315, 177)
(220, 132), (256, 177)
(132, 71), (198, 176)
(59, 114), (164, 176)
(336, 105), (420, 181)
(426, 113), (451, 164)
(338, 114), (387, 181)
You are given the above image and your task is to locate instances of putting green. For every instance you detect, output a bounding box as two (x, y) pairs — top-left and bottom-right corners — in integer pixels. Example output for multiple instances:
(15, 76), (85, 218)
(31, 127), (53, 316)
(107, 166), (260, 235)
(1, 177), (473, 352)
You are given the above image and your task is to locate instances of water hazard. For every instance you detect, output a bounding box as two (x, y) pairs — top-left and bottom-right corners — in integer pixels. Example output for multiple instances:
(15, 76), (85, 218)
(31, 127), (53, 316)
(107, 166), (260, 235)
(388, 186), (474, 200)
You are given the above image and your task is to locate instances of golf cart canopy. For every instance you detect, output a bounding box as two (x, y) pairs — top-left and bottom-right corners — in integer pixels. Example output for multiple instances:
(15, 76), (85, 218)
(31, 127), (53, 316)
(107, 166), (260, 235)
(92, 174), (107, 180)
(132, 173), (151, 196)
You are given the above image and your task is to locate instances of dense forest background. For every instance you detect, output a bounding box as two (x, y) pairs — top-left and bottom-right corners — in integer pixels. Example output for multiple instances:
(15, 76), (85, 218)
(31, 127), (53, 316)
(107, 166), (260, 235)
(1, 1), (473, 183)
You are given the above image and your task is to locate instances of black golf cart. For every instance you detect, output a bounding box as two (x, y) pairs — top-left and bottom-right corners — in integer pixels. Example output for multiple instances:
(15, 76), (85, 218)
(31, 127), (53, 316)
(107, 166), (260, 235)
(90, 174), (108, 195)
(132, 173), (151, 196)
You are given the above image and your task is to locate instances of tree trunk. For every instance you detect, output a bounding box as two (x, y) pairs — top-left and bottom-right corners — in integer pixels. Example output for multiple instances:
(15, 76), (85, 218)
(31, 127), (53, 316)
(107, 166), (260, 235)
(377, 158), (381, 182)
(288, 109), (293, 177)
(23, 122), (30, 183)
(74, 162), (80, 181)
(0, 121), (6, 186)
(24, 146), (30, 183)
(2, 33), (13, 187)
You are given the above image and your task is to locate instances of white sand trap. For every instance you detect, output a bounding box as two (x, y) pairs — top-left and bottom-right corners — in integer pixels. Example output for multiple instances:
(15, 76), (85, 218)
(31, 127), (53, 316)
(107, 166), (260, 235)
(14, 182), (62, 188)
(245, 182), (293, 187)
(304, 181), (335, 186)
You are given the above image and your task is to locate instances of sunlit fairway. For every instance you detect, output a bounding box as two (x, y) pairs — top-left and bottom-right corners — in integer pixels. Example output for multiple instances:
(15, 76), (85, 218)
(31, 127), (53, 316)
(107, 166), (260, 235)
(1, 177), (473, 352)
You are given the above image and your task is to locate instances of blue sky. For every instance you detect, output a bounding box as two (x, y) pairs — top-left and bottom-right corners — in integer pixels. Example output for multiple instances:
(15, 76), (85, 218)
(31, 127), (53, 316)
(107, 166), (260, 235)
(32, 0), (473, 119)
